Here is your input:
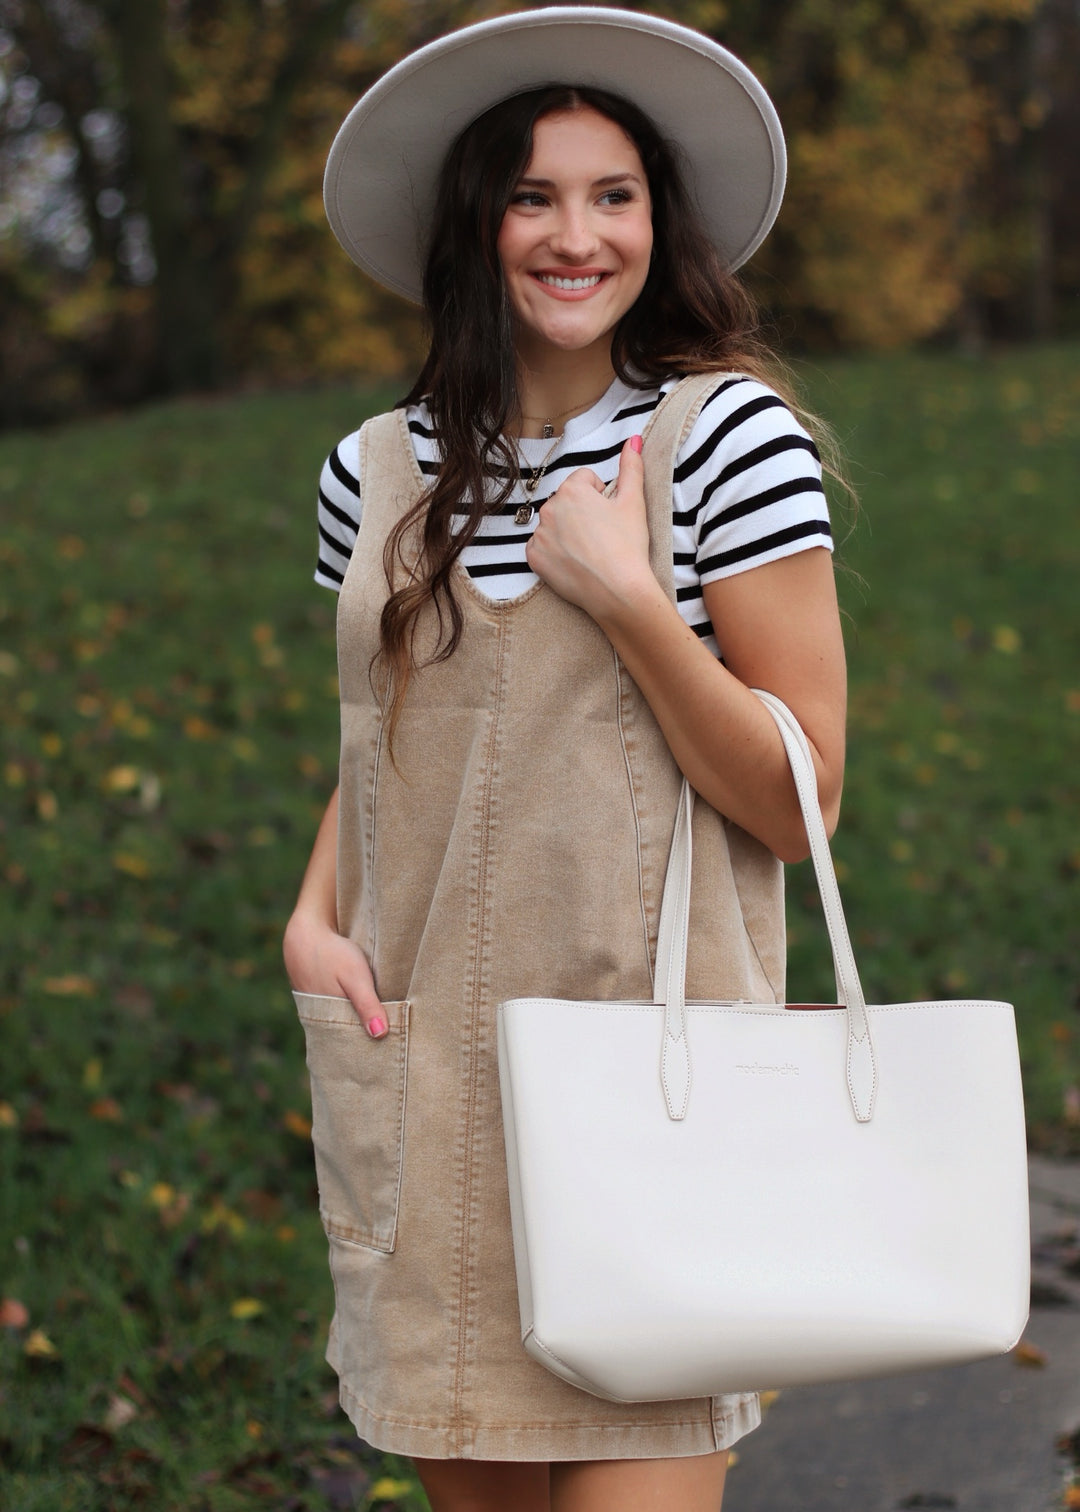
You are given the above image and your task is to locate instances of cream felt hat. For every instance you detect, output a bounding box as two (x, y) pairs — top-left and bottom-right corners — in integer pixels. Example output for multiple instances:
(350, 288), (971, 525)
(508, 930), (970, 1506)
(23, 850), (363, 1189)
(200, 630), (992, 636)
(324, 6), (786, 303)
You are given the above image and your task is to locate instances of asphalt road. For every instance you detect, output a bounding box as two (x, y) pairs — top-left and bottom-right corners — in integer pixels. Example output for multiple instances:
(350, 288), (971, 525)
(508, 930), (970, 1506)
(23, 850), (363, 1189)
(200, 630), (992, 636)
(724, 1155), (1080, 1512)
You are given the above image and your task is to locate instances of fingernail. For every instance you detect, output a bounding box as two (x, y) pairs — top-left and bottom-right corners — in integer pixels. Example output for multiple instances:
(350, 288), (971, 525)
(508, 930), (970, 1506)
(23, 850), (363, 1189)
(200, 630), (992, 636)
(368, 1017), (386, 1038)
(630, 434), (642, 454)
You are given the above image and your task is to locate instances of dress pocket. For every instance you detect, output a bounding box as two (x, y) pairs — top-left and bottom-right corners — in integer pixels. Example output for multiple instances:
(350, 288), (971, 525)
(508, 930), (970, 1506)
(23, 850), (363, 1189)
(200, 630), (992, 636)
(293, 992), (409, 1253)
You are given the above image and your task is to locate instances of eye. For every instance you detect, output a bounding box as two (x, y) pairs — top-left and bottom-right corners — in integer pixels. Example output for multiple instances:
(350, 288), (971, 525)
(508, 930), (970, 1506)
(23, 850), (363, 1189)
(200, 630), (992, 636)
(510, 190), (549, 208)
(599, 187), (634, 206)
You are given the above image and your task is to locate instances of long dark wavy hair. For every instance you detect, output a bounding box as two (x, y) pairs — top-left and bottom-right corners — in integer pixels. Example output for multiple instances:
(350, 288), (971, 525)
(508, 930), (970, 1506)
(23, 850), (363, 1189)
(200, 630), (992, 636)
(376, 83), (832, 746)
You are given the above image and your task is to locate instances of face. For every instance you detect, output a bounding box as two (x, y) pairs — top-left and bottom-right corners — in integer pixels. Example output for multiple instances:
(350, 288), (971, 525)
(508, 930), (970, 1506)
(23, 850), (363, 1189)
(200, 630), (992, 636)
(496, 107), (653, 362)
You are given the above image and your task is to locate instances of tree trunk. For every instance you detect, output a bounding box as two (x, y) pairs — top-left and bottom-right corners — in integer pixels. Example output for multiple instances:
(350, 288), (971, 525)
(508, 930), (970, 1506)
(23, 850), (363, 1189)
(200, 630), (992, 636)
(111, 0), (220, 391)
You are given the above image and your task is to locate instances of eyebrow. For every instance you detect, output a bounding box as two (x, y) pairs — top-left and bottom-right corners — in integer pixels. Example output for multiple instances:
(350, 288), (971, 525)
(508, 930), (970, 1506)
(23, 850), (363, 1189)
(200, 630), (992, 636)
(516, 172), (644, 189)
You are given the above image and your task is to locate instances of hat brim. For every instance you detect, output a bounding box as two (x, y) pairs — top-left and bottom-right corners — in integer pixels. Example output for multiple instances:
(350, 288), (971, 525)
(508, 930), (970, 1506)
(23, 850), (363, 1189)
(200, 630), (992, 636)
(324, 5), (786, 303)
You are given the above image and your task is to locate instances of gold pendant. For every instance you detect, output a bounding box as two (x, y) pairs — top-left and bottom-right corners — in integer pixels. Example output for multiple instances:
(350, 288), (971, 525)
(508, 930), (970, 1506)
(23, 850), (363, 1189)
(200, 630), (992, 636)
(514, 504), (534, 526)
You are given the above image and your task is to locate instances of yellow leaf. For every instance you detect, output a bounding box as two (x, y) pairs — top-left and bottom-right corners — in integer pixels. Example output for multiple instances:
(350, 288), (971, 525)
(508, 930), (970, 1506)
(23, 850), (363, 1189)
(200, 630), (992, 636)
(43, 974), (95, 996)
(4, 762), (25, 787)
(148, 1182), (176, 1209)
(246, 1419), (263, 1438)
(230, 1298), (264, 1320)
(992, 624), (1021, 654)
(0, 1102), (19, 1128)
(104, 765), (140, 793)
(183, 715), (218, 740)
(41, 733), (63, 757)
(37, 791), (58, 821)
(113, 852), (151, 879)
(368, 1478), (415, 1501)
(82, 1058), (103, 1091)
(276, 1225), (297, 1242)
(24, 1328), (57, 1358)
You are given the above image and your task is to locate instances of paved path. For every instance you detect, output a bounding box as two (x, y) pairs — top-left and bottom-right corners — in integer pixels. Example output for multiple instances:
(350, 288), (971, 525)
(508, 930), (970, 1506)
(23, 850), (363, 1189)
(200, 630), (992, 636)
(725, 1156), (1080, 1512)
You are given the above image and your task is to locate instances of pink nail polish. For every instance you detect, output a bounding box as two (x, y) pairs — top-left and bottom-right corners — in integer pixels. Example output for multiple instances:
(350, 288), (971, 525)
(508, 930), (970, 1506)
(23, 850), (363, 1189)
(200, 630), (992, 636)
(630, 434), (643, 455)
(368, 1017), (387, 1038)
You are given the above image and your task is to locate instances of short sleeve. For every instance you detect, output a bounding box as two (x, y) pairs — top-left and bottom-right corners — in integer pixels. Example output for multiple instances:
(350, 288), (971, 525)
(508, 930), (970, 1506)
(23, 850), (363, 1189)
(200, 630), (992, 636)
(315, 429), (362, 590)
(673, 378), (832, 586)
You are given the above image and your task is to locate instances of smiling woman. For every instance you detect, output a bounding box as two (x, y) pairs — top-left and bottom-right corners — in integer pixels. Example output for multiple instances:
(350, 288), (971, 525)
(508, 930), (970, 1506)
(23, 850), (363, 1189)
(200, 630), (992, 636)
(284, 9), (846, 1511)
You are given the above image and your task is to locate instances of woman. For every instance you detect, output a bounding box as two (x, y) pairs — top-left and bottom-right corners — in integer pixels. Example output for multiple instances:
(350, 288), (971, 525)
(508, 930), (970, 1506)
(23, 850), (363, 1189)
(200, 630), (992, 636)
(284, 9), (846, 1510)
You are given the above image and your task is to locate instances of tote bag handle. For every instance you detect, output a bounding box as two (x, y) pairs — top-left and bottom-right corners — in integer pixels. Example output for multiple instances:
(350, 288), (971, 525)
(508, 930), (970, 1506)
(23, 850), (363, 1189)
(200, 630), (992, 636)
(653, 689), (876, 1124)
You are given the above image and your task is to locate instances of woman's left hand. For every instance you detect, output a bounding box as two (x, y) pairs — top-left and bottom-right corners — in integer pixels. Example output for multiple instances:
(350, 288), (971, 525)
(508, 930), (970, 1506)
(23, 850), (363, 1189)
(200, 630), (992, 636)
(525, 436), (655, 620)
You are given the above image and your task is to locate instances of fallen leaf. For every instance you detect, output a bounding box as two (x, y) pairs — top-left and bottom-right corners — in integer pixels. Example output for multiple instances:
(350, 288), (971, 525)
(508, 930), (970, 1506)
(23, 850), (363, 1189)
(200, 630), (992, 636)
(103, 1393), (139, 1432)
(43, 974), (95, 996)
(0, 1297), (29, 1329)
(89, 1097), (123, 1122)
(230, 1298), (264, 1321)
(284, 1109), (312, 1139)
(992, 624), (1021, 654)
(0, 1102), (18, 1128)
(25, 1328), (58, 1357)
(1013, 1339), (1047, 1367)
(369, 1477), (415, 1501)
(112, 852), (151, 879)
(103, 765), (140, 793)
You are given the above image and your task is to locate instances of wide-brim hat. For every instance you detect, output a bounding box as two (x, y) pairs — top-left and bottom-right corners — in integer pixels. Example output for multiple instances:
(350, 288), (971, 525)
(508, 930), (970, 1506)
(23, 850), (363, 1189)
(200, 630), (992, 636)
(324, 5), (786, 303)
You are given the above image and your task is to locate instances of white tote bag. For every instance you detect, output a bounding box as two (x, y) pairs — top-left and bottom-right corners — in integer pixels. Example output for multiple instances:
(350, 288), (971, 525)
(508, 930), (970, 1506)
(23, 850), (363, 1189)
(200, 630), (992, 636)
(496, 691), (1030, 1402)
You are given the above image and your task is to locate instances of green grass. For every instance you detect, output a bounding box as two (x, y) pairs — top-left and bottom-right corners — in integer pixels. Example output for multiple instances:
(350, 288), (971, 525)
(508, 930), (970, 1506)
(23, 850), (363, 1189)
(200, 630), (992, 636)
(1, 348), (1078, 1507)
(791, 347), (1080, 1131)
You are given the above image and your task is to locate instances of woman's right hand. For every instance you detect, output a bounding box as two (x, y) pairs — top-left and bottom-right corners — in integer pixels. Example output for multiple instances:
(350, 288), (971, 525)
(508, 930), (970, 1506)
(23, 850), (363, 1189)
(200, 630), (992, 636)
(283, 911), (389, 1039)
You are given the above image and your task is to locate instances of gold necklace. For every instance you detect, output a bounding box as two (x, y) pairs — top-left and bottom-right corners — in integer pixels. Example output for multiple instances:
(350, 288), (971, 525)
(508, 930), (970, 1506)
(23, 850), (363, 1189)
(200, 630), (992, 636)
(512, 382), (611, 525)
(518, 382), (612, 440)
(514, 433), (562, 526)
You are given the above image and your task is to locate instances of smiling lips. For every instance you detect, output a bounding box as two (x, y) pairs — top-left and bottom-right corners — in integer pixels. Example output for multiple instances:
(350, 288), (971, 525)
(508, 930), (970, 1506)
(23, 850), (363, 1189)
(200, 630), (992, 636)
(534, 271), (609, 294)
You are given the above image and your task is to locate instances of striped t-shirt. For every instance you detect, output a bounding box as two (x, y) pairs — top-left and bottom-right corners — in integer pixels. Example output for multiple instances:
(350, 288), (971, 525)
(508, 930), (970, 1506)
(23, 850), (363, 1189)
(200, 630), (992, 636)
(315, 374), (832, 657)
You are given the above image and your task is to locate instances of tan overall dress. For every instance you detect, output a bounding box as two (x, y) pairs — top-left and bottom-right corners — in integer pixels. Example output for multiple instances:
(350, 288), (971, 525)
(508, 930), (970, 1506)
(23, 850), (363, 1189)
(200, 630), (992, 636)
(294, 373), (786, 1461)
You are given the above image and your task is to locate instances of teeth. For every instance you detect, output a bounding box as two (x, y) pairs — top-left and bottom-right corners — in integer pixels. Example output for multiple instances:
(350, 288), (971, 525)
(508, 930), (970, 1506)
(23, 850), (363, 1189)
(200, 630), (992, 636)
(538, 274), (604, 290)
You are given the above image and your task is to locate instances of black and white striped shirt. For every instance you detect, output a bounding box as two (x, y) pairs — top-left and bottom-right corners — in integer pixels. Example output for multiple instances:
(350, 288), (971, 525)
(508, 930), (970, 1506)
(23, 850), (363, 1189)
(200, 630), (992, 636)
(315, 374), (832, 657)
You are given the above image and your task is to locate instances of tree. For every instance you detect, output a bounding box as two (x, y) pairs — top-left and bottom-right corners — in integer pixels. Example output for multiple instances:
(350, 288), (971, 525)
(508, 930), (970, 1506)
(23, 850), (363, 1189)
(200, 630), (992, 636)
(0, 0), (464, 410)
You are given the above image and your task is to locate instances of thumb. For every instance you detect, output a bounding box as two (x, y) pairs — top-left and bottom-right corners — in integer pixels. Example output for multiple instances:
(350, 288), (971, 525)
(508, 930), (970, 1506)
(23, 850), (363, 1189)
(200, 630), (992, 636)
(615, 434), (644, 499)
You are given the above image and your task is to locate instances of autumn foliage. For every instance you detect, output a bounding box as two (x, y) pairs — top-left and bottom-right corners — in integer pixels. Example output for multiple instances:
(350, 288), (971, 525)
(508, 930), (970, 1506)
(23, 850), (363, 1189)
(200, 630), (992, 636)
(0, 0), (1077, 421)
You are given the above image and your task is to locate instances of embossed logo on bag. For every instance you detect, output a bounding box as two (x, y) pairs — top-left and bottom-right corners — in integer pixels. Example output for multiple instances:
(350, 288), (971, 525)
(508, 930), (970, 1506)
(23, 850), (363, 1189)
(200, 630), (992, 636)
(734, 1061), (800, 1076)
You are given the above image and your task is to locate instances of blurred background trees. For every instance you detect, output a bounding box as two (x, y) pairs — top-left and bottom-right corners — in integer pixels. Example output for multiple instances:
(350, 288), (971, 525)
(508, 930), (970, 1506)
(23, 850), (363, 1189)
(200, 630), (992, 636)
(1, 0), (1077, 425)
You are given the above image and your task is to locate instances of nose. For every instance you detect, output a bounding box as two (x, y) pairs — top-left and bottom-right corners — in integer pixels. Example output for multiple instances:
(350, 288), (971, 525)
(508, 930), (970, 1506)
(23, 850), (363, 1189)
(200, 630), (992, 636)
(547, 203), (601, 261)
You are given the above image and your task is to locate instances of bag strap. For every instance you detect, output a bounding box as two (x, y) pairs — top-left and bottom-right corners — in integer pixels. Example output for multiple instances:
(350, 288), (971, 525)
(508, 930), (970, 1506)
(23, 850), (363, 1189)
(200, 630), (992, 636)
(655, 692), (877, 1125)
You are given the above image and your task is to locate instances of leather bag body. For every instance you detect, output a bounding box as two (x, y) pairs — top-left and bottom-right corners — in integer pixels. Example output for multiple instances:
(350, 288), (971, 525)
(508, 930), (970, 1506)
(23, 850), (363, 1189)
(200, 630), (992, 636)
(496, 693), (1030, 1403)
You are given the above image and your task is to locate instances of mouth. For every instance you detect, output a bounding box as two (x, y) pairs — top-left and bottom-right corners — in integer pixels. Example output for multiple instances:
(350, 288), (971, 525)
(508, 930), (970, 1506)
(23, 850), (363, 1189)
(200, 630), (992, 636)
(533, 272), (608, 292)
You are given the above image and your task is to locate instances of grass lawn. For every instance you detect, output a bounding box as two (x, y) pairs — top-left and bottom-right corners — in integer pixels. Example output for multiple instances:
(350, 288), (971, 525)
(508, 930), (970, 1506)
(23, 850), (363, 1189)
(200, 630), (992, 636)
(1, 346), (1078, 1509)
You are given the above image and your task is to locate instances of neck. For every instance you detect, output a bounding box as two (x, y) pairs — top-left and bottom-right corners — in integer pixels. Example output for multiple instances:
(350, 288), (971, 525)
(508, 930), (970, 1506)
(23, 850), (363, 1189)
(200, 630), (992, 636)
(512, 338), (617, 438)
